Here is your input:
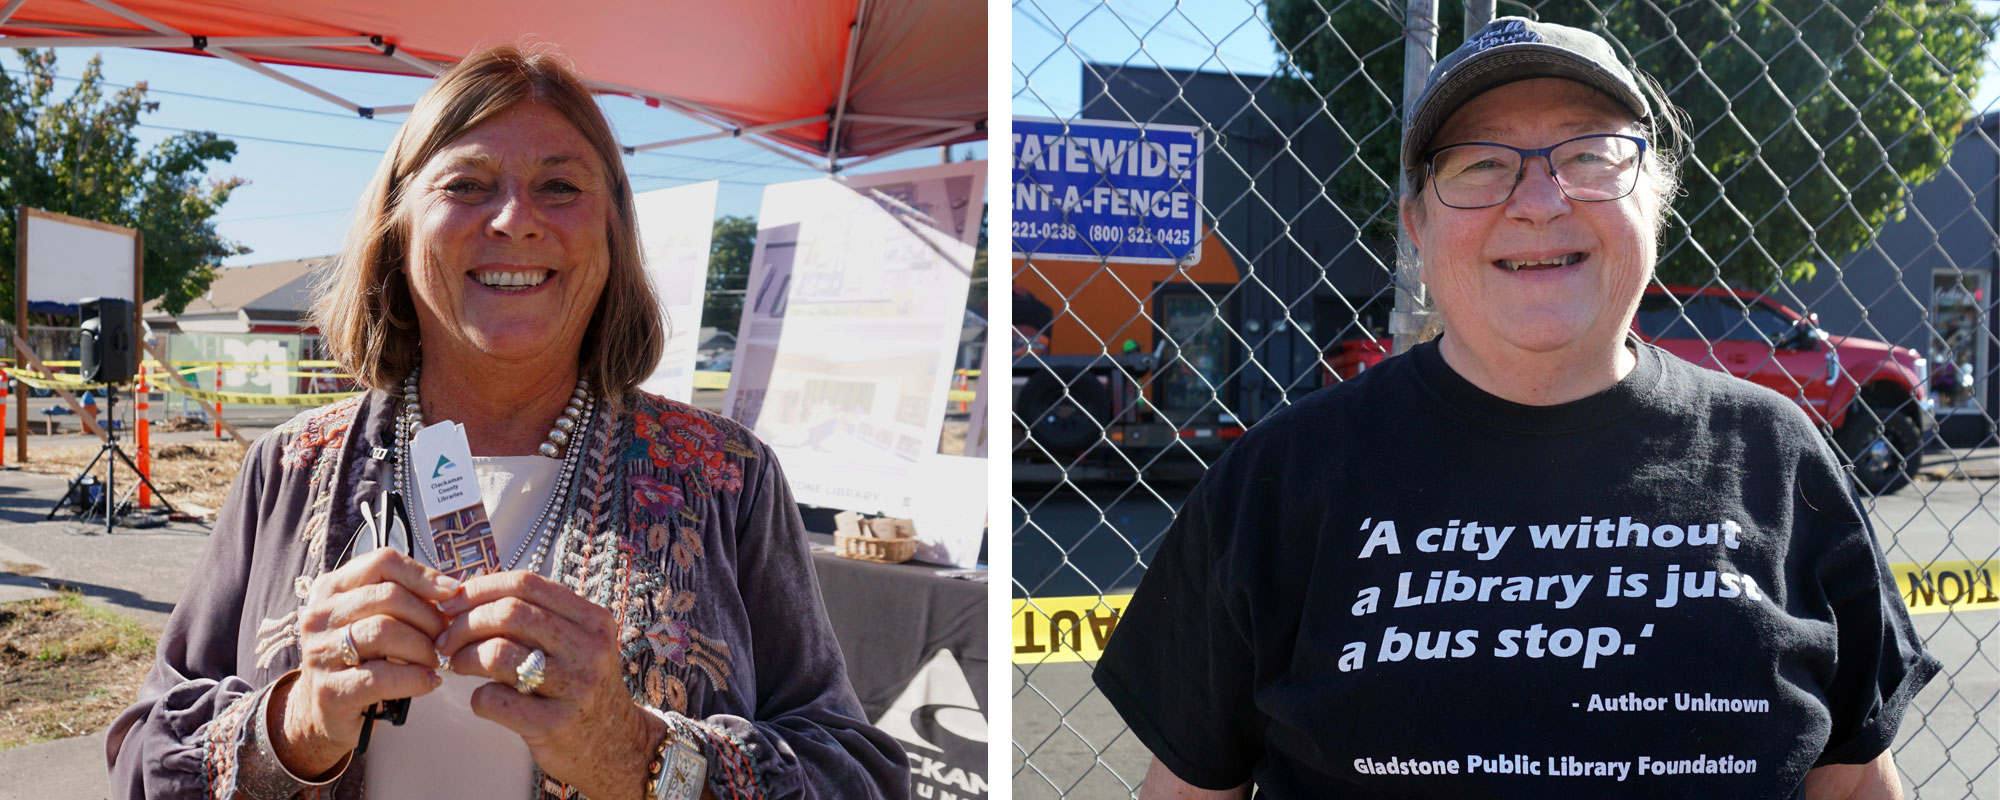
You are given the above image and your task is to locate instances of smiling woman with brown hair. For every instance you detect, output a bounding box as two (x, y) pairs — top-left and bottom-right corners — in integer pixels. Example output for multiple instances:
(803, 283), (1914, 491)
(106, 44), (906, 800)
(1093, 17), (1936, 800)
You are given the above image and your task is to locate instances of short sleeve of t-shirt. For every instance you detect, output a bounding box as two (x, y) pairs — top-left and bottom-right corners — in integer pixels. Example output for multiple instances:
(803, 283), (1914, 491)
(1798, 439), (1942, 766)
(1092, 480), (1262, 790)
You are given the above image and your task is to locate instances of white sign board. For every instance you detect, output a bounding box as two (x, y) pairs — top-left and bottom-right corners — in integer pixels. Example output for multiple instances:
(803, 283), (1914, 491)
(633, 182), (720, 403)
(21, 209), (139, 311)
(744, 163), (986, 535)
(723, 161), (985, 428)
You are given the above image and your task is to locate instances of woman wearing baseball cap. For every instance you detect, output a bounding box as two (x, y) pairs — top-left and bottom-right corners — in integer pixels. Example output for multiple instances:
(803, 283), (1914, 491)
(1091, 17), (1936, 798)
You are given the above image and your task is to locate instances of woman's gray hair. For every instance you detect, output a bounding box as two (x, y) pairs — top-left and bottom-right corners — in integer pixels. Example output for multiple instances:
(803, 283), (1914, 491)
(310, 43), (664, 398)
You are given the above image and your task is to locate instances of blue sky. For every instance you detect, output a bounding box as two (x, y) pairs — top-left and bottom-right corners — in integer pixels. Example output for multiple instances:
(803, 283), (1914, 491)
(1013, 0), (2000, 121)
(4, 47), (985, 267)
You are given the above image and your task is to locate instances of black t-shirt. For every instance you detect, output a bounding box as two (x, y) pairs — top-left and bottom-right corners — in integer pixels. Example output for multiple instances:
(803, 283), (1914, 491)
(1093, 338), (1939, 798)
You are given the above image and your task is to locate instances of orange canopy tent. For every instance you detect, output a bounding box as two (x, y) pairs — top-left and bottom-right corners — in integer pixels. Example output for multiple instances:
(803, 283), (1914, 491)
(0, 0), (986, 170)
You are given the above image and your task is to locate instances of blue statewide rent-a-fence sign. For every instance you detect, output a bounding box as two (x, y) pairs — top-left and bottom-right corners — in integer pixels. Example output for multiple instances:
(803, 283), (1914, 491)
(1012, 117), (1203, 265)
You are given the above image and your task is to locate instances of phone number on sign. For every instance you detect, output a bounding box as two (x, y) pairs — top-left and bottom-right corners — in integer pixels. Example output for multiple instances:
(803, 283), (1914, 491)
(1013, 220), (1079, 240)
(1088, 225), (1192, 246)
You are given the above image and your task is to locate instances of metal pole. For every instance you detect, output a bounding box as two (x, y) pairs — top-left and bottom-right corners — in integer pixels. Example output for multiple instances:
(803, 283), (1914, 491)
(1394, 0), (1441, 355)
(1465, 0), (1495, 38)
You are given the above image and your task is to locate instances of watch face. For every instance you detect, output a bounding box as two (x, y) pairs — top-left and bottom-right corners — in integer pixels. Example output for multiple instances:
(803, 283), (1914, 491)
(656, 747), (705, 800)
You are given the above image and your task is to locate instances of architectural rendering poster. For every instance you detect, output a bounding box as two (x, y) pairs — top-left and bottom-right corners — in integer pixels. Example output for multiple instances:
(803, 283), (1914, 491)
(748, 162), (986, 539)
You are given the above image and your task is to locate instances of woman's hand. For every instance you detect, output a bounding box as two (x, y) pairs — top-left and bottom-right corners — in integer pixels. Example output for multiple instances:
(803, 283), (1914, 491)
(272, 548), (459, 777)
(434, 571), (663, 800)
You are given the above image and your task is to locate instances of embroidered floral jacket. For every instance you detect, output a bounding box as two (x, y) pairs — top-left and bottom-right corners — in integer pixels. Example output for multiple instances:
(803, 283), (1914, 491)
(105, 390), (909, 799)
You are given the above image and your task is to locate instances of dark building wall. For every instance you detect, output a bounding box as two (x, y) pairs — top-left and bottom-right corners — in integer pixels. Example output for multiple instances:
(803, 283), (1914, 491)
(1791, 114), (1999, 441)
(1082, 63), (1397, 422)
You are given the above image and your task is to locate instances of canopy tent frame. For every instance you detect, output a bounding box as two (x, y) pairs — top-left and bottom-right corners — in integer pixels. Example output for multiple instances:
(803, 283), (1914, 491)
(0, 0), (980, 173)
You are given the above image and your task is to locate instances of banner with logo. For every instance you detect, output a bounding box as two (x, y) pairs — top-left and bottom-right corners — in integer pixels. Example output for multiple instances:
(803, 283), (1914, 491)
(634, 181), (719, 403)
(813, 552), (988, 800)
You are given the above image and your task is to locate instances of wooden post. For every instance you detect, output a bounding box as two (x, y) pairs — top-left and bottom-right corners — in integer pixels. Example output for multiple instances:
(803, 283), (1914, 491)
(0, 365), (9, 468)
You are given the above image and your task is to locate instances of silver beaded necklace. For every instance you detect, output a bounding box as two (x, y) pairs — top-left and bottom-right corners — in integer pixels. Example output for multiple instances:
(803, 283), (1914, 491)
(391, 366), (595, 575)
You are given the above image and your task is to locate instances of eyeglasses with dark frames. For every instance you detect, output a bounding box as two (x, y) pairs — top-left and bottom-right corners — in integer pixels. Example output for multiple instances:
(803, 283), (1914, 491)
(1424, 134), (1649, 210)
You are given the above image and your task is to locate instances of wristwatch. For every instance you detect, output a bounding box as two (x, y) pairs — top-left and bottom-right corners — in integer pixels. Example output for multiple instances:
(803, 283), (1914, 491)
(648, 724), (708, 800)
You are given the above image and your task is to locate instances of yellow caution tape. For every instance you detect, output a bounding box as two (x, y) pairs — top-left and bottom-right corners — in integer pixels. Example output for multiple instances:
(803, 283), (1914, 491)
(1013, 567), (1989, 664)
(155, 381), (362, 407)
(11, 371), (112, 391)
(1891, 560), (1998, 615)
(1011, 594), (1133, 664)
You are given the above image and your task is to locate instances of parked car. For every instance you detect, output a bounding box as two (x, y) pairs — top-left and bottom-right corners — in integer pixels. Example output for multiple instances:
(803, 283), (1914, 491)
(1634, 285), (1932, 494)
(1320, 286), (1933, 494)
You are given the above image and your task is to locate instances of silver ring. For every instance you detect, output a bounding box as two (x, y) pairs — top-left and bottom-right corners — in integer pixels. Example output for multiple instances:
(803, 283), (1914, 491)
(514, 648), (547, 695)
(339, 625), (361, 667)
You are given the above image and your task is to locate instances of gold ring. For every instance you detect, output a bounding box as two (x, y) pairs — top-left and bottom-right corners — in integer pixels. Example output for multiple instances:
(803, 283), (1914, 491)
(339, 625), (361, 667)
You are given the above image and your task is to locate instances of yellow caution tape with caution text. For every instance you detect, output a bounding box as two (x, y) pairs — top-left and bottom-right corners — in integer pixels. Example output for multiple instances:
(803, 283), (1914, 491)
(1011, 594), (1133, 664)
(1014, 564), (1993, 664)
(1891, 560), (1998, 615)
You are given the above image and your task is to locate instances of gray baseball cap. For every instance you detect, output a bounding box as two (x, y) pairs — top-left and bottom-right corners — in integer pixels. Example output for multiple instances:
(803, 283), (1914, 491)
(1401, 17), (1650, 168)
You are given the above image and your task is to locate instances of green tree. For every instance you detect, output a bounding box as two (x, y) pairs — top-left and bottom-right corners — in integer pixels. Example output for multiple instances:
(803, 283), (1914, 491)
(704, 215), (756, 335)
(1268, 0), (1995, 288)
(0, 49), (247, 316)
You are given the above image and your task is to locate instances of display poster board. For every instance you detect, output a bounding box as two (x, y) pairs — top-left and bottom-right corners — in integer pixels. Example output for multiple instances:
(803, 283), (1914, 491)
(722, 160), (986, 429)
(14, 207), (143, 461)
(730, 163), (986, 565)
(19, 207), (141, 314)
(719, 221), (797, 430)
(1012, 116), (1203, 265)
(633, 182), (720, 403)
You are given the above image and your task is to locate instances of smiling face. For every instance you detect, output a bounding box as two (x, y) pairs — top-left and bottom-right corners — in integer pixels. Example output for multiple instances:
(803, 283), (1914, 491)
(401, 101), (611, 373)
(1405, 78), (1663, 360)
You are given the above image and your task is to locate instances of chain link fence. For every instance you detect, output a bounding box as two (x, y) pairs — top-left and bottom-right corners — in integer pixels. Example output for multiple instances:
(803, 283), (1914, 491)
(1011, 0), (1999, 796)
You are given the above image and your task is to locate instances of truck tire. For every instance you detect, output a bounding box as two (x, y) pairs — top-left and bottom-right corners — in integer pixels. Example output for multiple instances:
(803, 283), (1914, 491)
(1016, 369), (1111, 456)
(1834, 403), (1921, 495)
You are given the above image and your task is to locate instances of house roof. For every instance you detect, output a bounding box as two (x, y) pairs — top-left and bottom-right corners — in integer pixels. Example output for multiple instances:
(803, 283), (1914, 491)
(145, 257), (329, 321)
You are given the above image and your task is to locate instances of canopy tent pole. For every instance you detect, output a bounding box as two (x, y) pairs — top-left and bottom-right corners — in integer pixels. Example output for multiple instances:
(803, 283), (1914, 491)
(79, 0), (175, 34)
(626, 114), (829, 154)
(838, 123), (981, 170)
(844, 113), (968, 128)
(0, 0), (27, 26)
(206, 46), (370, 115)
(824, 0), (869, 171)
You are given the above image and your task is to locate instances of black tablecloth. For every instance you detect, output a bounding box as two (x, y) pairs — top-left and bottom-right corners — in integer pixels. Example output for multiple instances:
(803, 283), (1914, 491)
(810, 534), (988, 798)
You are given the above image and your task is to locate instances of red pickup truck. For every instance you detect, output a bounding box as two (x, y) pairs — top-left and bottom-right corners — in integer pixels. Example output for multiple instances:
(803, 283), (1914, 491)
(1323, 285), (1934, 494)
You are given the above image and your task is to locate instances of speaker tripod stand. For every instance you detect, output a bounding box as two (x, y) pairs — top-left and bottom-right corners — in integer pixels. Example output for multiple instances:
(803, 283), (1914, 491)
(46, 388), (176, 533)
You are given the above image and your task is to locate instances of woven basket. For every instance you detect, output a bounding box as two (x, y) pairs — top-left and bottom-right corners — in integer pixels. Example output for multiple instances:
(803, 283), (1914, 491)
(836, 533), (917, 564)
